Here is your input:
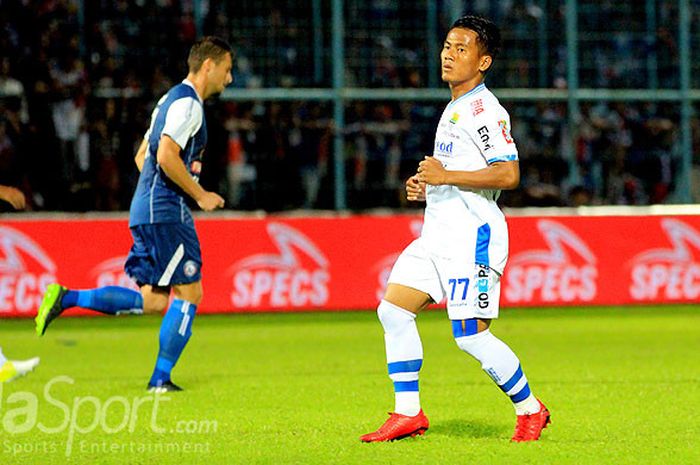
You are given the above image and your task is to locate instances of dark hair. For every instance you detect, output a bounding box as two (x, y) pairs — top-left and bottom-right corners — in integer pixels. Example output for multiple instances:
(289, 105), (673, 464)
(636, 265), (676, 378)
(187, 36), (233, 73)
(450, 15), (501, 64)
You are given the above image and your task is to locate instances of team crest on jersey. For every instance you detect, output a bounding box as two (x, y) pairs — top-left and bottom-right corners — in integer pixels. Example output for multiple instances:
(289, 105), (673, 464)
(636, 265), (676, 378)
(470, 99), (484, 116)
(183, 260), (199, 278)
(498, 120), (514, 144)
(449, 113), (459, 124)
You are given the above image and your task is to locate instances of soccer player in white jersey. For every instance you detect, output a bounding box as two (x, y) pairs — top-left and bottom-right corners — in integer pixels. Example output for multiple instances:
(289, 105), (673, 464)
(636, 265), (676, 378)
(0, 187), (40, 383)
(361, 15), (550, 443)
(0, 348), (39, 383)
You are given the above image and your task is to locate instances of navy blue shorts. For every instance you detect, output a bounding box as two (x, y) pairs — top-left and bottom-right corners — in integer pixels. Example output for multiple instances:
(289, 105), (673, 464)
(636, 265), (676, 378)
(125, 223), (202, 287)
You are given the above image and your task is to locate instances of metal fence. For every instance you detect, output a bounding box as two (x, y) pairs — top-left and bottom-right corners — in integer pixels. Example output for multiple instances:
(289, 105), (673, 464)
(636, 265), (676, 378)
(210, 0), (699, 208)
(1, 0), (698, 211)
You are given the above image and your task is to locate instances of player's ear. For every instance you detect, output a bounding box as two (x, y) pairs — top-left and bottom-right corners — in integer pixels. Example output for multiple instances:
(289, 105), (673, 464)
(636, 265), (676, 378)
(479, 55), (493, 73)
(202, 57), (214, 73)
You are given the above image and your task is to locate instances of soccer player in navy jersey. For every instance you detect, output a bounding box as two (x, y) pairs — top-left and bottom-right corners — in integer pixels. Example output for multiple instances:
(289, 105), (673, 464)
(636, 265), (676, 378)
(35, 36), (233, 392)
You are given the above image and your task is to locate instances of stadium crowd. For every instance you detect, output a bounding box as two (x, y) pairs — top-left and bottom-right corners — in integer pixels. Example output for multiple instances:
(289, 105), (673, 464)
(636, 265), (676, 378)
(0, 0), (697, 212)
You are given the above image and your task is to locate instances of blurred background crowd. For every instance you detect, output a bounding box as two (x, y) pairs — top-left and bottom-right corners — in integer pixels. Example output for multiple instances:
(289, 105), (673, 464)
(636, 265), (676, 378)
(1, 0), (699, 212)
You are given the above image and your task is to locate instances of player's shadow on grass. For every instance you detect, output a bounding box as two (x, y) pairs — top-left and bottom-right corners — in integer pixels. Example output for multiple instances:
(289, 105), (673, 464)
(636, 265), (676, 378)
(430, 419), (503, 439)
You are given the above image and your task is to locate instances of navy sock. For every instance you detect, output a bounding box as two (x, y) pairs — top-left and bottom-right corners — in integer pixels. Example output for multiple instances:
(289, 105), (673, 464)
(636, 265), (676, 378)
(61, 287), (143, 315)
(149, 299), (196, 386)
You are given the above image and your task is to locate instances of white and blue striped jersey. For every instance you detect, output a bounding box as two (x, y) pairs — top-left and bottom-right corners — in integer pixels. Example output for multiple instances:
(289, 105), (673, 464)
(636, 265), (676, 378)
(422, 83), (518, 275)
(129, 80), (207, 226)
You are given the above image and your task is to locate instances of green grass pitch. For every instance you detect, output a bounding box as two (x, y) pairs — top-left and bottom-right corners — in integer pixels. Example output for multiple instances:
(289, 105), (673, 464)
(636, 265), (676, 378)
(1, 305), (698, 465)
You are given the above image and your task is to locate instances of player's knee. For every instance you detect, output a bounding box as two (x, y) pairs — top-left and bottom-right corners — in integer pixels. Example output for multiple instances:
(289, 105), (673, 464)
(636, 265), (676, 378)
(377, 302), (390, 326)
(377, 300), (416, 332)
(454, 331), (487, 357)
(183, 289), (203, 306)
(142, 296), (168, 314)
(172, 280), (203, 306)
(143, 302), (167, 314)
(455, 335), (472, 353)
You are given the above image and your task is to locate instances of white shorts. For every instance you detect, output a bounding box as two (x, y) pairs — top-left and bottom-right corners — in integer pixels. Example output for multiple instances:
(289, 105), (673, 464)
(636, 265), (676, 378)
(387, 237), (502, 320)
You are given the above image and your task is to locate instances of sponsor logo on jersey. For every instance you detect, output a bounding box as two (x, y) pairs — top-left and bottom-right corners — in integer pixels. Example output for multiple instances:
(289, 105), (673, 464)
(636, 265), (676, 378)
(449, 112), (459, 124)
(434, 139), (454, 155)
(476, 264), (491, 309)
(498, 119), (514, 144)
(0, 226), (57, 314)
(470, 99), (484, 116)
(229, 223), (330, 308)
(91, 256), (139, 290)
(504, 220), (597, 303)
(628, 219), (700, 301)
(476, 125), (493, 151)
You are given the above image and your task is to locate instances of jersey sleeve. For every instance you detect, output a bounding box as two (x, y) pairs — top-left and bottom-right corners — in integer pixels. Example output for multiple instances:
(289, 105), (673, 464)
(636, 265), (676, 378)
(161, 97), (203, 150)
(467, 104), (518, 164)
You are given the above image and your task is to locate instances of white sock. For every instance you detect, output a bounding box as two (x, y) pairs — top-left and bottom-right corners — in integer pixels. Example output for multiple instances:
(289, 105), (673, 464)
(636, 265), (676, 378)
(514, 394), (541, 415)
(455, 329), (537, 414)
(0, 347), (5, 366)
(377, 300), (423, 416)
(395, 392), (421, 416)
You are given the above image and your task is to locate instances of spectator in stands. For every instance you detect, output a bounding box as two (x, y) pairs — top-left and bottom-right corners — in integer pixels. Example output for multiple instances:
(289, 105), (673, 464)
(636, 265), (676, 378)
(0, 1), (692, 211)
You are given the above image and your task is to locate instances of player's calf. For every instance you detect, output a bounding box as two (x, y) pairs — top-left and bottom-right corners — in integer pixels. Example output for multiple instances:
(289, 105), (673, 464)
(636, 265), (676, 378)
(453, 321), (549, 440)
(140, 285), (170, 314)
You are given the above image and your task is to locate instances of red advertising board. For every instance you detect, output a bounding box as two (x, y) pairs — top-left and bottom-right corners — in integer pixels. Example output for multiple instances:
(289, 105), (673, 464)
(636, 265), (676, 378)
(1, 213), (699, 317)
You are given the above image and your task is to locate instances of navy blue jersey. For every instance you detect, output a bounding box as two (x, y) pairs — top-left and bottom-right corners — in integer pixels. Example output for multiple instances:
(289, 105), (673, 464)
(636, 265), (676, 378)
(129, 80), (207, 226)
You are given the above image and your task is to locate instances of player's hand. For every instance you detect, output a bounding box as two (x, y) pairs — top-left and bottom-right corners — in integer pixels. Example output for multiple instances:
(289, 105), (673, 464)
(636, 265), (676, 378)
(0, 186), (26, 210)
(197, 191), (225, 211)
(406, 175), (426, 202)
(417, 156), (448, 186)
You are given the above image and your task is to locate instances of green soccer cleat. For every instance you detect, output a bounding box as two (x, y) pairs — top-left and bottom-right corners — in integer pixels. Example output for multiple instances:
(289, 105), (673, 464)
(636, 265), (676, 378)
(35, 284), (68, 336)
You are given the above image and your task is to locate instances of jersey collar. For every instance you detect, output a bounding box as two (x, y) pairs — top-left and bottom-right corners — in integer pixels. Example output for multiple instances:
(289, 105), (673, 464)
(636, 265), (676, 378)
(182, 79), (204, 103)
(448, 82), (486, 108)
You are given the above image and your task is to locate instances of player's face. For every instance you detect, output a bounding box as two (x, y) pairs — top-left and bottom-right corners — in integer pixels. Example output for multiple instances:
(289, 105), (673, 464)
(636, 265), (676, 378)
(440, 28), (491, 86)
(207, 53), (234, 96)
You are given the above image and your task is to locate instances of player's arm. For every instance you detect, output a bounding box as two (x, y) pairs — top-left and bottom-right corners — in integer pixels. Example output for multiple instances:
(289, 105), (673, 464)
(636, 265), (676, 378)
(156, 135), (224, 211)
(134, 138), (148, 172)
(419, 105), (520, 190)
(417, 156), (520, 190)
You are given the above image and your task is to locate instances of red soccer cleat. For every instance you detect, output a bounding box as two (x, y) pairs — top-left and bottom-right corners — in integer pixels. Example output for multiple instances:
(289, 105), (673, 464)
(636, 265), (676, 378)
(360, 410), (429, 442)
(511, 399), (551, 442)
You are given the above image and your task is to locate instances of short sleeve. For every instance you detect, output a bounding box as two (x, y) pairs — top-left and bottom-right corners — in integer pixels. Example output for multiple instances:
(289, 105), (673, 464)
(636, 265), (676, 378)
(467, 104), (518, 164)
(161, 97), (203, 150)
